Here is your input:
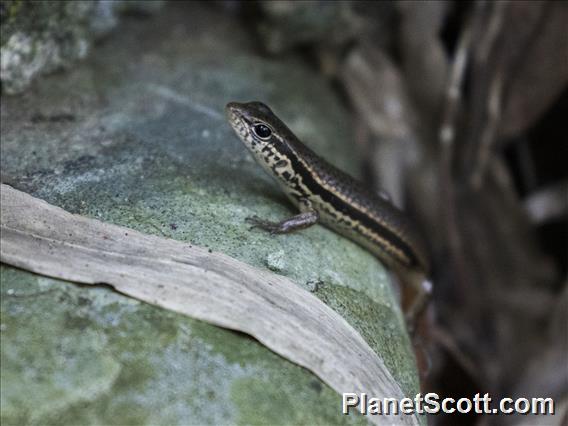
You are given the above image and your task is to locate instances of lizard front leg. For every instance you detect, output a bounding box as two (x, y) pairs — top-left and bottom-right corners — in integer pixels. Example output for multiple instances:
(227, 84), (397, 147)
(246, 198), (319, 234)
(246, 210), (319, 234)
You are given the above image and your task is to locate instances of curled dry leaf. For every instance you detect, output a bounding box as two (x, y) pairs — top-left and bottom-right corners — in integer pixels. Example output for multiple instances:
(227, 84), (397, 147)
(397, 0), (449, 131)
(500, 1), (568, 139)
(341, 44), (417, 140)
(340, 44), (425, 207)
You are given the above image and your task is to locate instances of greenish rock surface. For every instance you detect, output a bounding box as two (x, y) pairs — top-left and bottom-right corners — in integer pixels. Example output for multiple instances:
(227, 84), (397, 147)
(1, 3), (419, 425)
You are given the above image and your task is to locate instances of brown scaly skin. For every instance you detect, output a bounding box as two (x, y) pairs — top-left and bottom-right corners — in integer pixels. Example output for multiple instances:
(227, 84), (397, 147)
(226, 101), (431, 328)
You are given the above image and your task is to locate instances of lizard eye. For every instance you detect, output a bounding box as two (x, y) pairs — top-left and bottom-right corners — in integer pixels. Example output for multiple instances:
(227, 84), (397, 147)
(253, 123), (272, 140)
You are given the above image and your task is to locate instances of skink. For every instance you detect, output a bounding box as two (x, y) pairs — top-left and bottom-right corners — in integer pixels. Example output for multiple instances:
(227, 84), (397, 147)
(226, 101), (431, 324)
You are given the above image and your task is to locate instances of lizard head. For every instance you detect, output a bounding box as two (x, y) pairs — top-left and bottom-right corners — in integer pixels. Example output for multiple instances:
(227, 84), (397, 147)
(225, 101), (293, 155)
(225, 101), (304, 188)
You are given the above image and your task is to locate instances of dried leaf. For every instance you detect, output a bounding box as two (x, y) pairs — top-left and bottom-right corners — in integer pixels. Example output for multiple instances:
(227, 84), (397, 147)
(341, 45), (417, 140)
(397, 0), (449, 127)
(501, 2), (568, 138)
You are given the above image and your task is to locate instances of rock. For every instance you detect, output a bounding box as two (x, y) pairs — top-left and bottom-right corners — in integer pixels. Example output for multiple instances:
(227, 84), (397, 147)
(0, 3), (418, 424)
(0, 0), (164, 95)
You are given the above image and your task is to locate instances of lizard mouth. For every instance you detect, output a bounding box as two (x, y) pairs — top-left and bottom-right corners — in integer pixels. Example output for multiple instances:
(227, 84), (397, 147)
(225, 102), (240, 116)
(225, 107), (250, 143)
(226, 102), (255, 142)
(225, 103), (241, 124)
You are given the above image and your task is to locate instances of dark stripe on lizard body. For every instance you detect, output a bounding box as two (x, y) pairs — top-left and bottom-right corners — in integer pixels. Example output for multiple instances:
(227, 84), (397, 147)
(268, 135), (423, 269)
(225, 101), (429, 277)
